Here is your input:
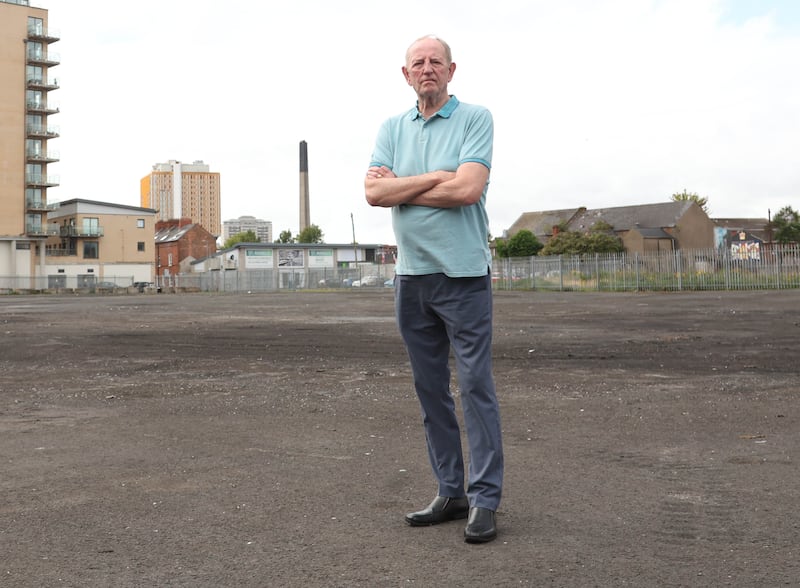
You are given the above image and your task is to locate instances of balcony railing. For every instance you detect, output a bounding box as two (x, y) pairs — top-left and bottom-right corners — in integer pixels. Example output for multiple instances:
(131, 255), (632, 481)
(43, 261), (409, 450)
(27, 27), (60, 43)
(26, 51), (60, 67)
(26, 199), (59, 211)
(60, 226), (104, 238)
(26, 150), (60, 163)
(26, 77), (59, 91)
(45, 247), (77, 257)
(25, 173), (60, 187)
(26, 101), (59, 115)
(26, 125), (60, 139)
(25, 223), (59, 236)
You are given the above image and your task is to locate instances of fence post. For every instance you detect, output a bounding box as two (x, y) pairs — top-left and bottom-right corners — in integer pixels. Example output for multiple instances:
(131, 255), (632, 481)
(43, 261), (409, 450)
(595, 254), (601, 291)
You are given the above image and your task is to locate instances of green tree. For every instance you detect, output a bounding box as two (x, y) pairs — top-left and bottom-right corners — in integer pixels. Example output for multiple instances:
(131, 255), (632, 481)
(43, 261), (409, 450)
(296, 224), (324, 244)
(496, 229), (542, 258)
(772, 205), (800, 244)
(540, 230), (623, 256)
(222, 230), (258, 249)
(671, 189), (710, 214)
(275, 229), (294, 244)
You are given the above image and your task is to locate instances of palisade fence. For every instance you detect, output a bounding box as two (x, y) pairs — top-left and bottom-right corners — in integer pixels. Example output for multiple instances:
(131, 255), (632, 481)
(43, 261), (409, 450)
(493, 244), (800, 292)
(155, 266), (391, 293)
(2, 245), (799, 294)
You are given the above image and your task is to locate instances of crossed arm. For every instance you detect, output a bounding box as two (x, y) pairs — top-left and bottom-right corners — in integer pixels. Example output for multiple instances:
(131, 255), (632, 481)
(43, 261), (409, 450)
(364, 162), (489, 209)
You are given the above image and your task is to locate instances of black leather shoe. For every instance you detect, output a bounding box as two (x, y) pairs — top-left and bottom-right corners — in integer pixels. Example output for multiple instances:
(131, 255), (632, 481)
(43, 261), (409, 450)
(405, 496), (469, 526)
(464, 507), (497, 543)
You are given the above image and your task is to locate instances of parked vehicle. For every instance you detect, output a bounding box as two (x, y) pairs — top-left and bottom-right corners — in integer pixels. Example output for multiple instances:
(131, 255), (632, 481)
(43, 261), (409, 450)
(353, 275), (383, 287)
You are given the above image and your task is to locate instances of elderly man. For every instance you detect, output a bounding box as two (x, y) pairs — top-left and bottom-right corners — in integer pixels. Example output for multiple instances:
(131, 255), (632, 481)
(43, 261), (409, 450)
(365, 35), (504, 544)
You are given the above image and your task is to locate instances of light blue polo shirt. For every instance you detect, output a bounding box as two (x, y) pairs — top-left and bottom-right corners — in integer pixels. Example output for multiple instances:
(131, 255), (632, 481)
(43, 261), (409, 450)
(369, 96), (493, 277)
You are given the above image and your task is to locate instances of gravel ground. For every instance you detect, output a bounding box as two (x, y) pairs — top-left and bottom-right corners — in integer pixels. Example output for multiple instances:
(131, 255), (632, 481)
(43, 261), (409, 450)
(1, 289), (798, 587)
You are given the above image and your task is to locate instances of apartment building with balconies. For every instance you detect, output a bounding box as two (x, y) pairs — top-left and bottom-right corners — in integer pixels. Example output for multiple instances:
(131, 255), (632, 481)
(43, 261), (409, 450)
(0, 0), (60, 285)
(44, 199), (157, 288)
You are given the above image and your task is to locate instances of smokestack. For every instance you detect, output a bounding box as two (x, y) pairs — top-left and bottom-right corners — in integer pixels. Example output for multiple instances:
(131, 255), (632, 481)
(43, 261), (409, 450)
(299, 140), (310, 232)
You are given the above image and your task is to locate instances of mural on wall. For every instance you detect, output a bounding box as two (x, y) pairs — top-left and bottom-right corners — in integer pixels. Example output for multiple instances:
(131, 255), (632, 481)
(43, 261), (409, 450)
(278, 249), (304, 267)
(716, 227), (762, 261)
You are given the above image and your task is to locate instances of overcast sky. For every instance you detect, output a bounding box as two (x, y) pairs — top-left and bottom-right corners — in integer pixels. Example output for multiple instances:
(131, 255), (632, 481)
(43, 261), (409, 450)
(40, 0), (800, 244)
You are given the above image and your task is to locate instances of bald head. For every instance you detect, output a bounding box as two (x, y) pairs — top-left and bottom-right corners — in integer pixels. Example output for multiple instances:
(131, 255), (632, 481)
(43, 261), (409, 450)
(406, 35), (453, 66)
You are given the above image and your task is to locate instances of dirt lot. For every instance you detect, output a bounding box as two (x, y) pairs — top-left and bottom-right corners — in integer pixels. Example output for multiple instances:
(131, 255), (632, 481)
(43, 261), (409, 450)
(1, 289), (798, 587)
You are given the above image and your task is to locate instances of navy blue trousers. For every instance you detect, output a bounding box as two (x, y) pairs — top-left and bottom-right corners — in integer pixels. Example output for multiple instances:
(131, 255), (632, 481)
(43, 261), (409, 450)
(395, 272), (503, 511)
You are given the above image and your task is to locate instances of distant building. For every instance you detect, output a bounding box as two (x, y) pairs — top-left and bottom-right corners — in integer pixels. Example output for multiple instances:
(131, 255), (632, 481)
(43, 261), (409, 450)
(154, 219), (218, 279)
(140, 160), (221, 237)
(44, 199), (156, 287)
(0, 0), (60, 285)
(506, 201), (716, 254)
(223, 215), (272, 244)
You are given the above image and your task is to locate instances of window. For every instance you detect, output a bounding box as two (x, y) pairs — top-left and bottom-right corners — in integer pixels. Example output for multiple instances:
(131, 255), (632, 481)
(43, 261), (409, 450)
(137, 219), (145, 228)
(168, 253), (173, 266)
(27, 42), (44, 61)
(26, 188), (42, 206)
(26, 65), (44, 83)
(137, 242), (145, 252)
(28, 17), (44, 35)
(26, 139), (43, 156)
(82, 217), (100, 236)
(26, 213), (42, 232)
(26, 90), (43, 108)
(83, 242), (99, 259)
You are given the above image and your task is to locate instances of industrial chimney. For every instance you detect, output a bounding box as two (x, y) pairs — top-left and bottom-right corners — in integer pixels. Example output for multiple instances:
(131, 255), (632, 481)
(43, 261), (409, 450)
(299, 140), (310, 232)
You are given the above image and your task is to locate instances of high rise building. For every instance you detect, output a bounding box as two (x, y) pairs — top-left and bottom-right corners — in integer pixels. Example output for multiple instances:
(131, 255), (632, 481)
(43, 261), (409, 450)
(223, 215), (273, 244)
(0, 0), (60, 283)
(140, 160), (221, 237)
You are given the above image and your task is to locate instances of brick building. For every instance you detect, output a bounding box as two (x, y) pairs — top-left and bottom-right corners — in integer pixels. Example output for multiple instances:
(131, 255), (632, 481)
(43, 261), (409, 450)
(154, 219), (217, 279)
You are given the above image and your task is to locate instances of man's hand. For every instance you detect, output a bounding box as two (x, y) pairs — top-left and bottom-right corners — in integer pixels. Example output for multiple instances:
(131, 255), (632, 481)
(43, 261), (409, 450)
(365, 165), (397, 180)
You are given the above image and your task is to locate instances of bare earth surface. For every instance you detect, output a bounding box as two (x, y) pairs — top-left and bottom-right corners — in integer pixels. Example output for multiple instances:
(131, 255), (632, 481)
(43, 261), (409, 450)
(1, 290), (798, 587)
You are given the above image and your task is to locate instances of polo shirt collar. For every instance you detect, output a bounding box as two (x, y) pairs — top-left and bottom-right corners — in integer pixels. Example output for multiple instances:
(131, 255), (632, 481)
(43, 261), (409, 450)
(409, 95), (460, 120)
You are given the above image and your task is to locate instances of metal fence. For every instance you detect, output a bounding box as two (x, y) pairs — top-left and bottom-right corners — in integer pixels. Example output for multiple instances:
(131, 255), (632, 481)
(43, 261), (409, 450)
(492, 244), (800, 291)
(154, 265), (396, 293)
(0, 274), (137, 293)
(4, 245), (800, 294)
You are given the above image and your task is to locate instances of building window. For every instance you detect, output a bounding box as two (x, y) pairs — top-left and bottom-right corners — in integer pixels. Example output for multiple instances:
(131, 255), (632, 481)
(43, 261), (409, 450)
(26, 65), (44, 84)
(83, 242), (99, 259)
(82, 217), (100, 236)
(137, 242), (145, 252)
(168, 253), (173, 266)
(137, 219), (145, 228)
(27, 42), (44, 61)
(28, 17), (44, 35)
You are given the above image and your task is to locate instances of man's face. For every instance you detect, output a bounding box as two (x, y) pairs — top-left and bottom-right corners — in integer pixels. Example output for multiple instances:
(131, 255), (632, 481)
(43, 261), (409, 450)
(402, 38), (455, 99)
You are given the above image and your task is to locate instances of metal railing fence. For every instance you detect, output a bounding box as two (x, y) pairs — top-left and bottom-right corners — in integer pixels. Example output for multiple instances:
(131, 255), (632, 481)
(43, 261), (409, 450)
(492, 244), (800, 291)
(3, 246), (799, 294)
(0, 275), (136, 293)
(155, 265), (395, 293)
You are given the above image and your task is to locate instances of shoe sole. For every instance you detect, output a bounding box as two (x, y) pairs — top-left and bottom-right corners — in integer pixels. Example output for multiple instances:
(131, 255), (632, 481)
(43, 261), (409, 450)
(464, 532), (497, 544)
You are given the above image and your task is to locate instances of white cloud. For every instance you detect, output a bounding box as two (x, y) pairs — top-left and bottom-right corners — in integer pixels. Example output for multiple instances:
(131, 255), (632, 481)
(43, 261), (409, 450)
(41, 0), (800, 243)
